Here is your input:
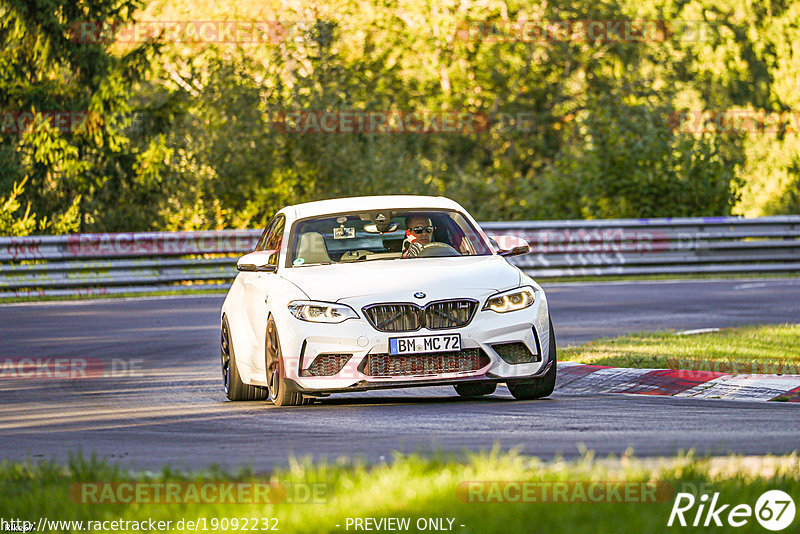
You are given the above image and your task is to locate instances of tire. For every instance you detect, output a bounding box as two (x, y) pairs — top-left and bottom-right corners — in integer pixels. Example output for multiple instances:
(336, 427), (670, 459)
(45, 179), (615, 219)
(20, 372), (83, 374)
(221, 316), (268, 401)
(265, 318), (307, 407)
(454, 382), (497, 397)
(507, 319), (557, 400)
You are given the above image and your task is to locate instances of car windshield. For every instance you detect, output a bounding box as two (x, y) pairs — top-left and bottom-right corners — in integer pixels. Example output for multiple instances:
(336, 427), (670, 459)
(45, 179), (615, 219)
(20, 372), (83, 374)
(288, 209), (493, 266)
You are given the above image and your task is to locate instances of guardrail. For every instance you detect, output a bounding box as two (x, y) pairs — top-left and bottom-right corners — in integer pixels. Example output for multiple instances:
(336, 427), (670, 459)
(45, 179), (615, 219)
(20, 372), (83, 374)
(1, 216), (798, 299)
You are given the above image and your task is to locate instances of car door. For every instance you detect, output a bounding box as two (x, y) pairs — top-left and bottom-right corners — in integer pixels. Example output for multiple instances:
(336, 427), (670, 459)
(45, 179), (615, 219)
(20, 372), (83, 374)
(242, 215), (286, 371)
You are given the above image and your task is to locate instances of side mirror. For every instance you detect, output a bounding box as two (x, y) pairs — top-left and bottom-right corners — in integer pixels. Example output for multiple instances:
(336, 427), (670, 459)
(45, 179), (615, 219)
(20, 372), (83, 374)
(494, 236), (530, 257)
(237, 250), (278, 272)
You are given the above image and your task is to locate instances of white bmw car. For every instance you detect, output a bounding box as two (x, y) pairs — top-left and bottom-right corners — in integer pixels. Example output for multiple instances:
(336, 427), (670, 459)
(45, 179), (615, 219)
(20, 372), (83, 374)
(220, 195), (556, 406)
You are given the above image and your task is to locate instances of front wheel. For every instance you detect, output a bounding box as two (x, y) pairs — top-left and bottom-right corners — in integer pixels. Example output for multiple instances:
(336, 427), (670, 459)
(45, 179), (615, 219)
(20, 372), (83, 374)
(507, 319), (557, 400)
(266, 318), (308, 407)
(221, 316), (268, 401)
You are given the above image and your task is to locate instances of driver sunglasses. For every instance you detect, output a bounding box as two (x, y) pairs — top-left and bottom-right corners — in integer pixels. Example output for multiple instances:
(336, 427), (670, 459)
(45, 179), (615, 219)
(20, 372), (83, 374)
(410, 225), (434, 234)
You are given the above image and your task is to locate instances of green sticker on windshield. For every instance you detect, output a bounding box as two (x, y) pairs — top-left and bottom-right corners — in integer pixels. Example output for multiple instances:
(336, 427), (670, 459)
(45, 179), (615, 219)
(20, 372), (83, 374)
(293, 258), (305, 265)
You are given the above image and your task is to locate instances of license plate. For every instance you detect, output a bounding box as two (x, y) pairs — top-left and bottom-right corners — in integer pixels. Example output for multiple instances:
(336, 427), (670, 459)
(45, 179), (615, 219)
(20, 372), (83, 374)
(389, 334), (461, 355)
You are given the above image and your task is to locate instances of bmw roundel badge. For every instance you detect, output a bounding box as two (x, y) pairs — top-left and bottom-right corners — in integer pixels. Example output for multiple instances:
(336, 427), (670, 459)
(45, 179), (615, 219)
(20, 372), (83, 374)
(414, 292), (426, 299)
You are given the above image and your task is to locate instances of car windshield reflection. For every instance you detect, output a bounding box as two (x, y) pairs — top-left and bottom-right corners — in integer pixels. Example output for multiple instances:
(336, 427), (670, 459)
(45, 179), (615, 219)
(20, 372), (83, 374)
(288, 209), (493, 266)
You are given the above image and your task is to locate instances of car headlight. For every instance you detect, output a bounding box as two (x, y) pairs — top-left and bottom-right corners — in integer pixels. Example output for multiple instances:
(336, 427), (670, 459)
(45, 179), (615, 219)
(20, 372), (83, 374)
(287, 301), (359, 323)
(483, 286), (535, 313)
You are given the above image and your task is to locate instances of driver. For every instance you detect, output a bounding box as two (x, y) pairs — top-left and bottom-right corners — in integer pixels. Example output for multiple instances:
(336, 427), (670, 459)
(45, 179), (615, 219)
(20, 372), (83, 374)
(402, 215), (435, 257)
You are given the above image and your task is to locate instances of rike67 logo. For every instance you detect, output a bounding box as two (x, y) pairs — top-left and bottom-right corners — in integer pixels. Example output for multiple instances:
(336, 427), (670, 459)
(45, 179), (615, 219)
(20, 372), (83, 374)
(668, 490), (795, 531)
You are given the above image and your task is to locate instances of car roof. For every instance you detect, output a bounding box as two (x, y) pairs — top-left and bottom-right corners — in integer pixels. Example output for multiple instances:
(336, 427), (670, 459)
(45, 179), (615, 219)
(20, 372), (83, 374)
(281, 195), (466, 220)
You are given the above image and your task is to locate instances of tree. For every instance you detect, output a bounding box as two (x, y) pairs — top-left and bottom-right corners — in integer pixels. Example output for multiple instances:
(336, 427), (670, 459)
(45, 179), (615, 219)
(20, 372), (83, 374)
(0, 0), (161, 233)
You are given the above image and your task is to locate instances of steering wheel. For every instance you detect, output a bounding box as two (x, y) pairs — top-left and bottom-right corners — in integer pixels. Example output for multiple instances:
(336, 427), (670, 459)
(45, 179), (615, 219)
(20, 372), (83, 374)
(416, 242), (461, 258)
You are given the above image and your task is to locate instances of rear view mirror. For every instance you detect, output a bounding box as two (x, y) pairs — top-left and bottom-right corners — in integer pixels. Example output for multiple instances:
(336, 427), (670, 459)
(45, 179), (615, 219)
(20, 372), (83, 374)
(237, 250), (278, 272)
(363, 223), (399, 234)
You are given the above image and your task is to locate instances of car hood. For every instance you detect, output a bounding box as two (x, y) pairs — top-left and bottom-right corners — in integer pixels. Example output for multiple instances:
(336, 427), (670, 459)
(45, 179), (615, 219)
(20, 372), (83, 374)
(280, 255), (521, 304)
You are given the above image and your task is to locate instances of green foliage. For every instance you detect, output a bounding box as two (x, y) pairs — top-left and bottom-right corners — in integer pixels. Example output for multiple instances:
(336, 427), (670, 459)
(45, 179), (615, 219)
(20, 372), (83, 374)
(0, 178), (37, 236)
(0, 176), (80, 235)
(538, 100), (741, 218)
(0, 0), (160, 233)
(1, 0), (797, 235)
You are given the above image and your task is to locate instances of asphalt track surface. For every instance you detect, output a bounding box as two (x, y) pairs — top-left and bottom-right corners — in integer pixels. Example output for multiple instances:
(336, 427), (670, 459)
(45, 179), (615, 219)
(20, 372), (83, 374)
(1, 278), (799, 471)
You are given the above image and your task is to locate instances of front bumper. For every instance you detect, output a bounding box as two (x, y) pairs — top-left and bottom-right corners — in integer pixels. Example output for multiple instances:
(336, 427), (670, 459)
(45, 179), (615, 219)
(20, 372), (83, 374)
(275, 296), (552, 393)
(286, 359), (555, 395)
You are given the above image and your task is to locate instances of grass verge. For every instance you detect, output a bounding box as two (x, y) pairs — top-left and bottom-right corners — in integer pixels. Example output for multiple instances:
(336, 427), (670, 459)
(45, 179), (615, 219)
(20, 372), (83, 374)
(1, 450), (798, 533)
(559, 324), (800, 374)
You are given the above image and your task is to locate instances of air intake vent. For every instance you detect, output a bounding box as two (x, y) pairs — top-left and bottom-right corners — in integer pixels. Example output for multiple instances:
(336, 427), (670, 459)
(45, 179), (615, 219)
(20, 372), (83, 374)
(300, 354), (352, 377)
(492, 342), (539, 364)
(360, 348), (490, 377)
